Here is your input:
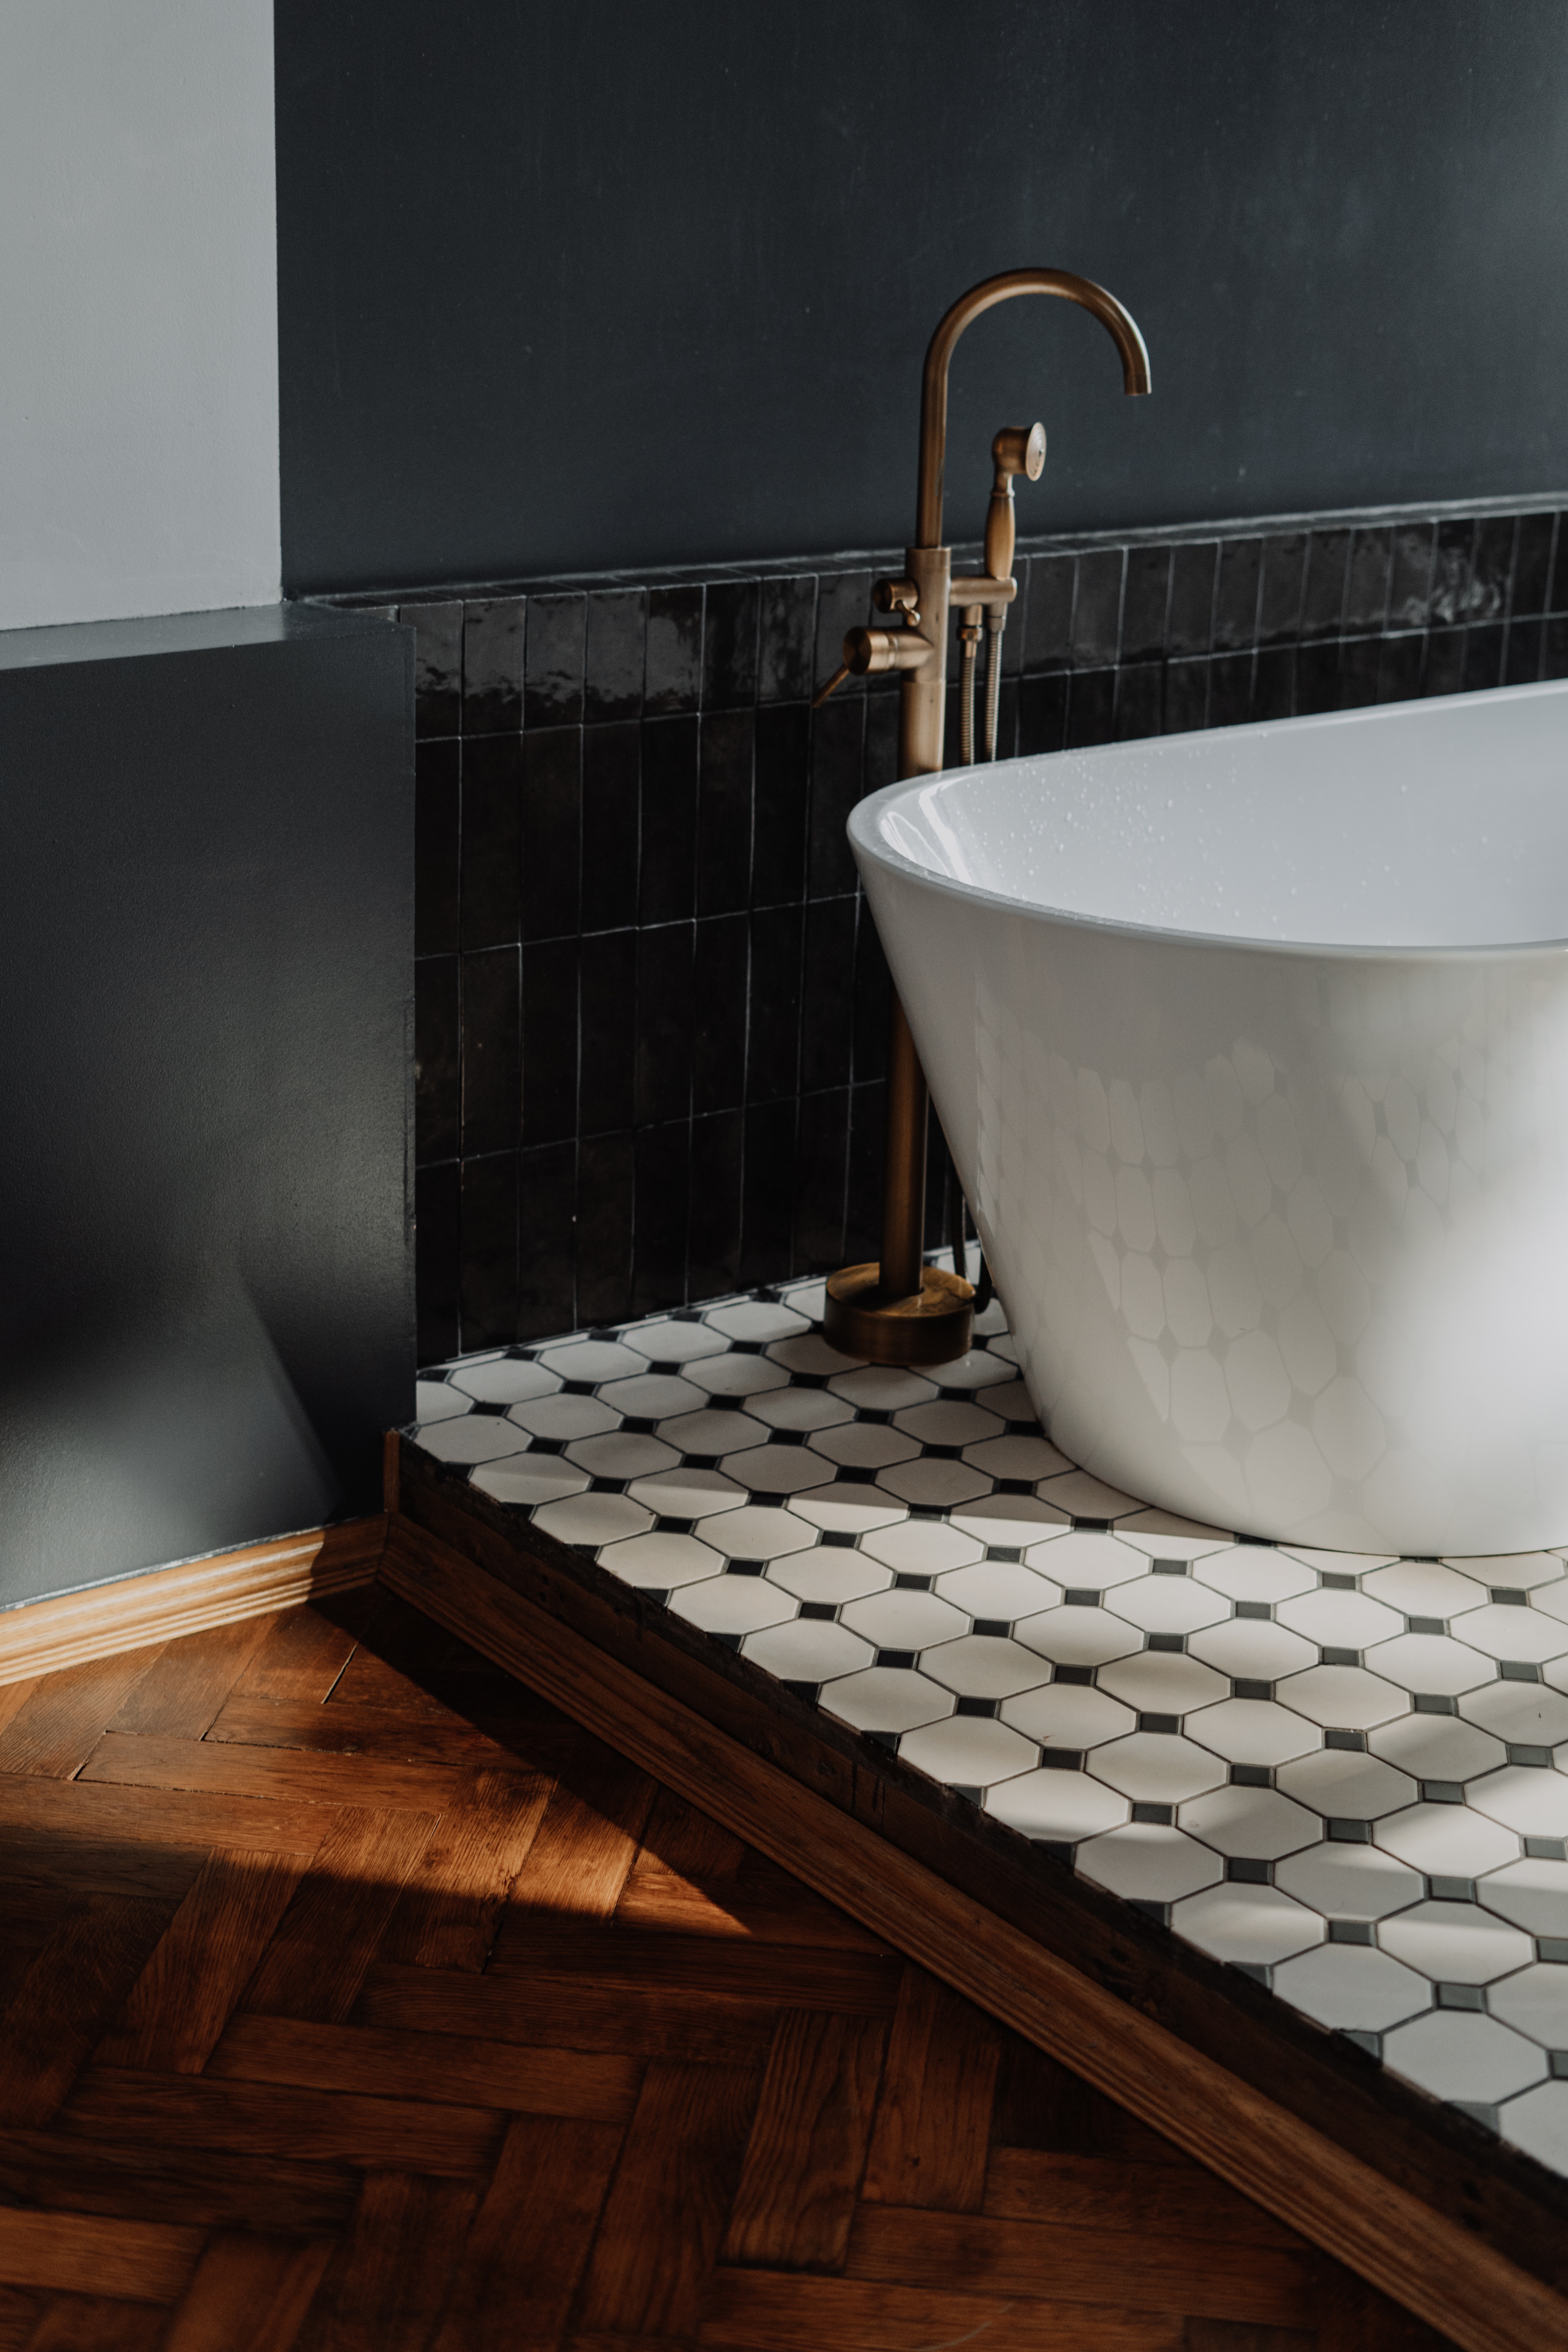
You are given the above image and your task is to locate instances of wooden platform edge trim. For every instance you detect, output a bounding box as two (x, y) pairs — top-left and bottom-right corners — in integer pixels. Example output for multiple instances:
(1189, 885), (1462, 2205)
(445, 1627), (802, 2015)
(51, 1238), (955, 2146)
(0, 1517), (387, 1687)
(383, 1509), (1568, 2352)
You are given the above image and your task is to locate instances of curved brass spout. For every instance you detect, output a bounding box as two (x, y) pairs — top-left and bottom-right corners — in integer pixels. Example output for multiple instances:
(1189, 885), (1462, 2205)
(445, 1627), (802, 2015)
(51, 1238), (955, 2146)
(915, 268), (1150, 549)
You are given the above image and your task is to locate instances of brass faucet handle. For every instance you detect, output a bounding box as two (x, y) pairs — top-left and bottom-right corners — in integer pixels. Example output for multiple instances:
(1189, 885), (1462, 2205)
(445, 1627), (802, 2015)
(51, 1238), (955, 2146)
(983, 421), (1046, 589)
(813, 624), (936, 709)
(993, 421), (1047, 483)
(874, 576), (922, 623)
(812, 663), (851, 711)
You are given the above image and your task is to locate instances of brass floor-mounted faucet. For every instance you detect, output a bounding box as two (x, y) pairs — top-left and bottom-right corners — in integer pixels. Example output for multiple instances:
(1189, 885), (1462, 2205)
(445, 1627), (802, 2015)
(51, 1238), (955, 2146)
(815, 268), (1151, 1367)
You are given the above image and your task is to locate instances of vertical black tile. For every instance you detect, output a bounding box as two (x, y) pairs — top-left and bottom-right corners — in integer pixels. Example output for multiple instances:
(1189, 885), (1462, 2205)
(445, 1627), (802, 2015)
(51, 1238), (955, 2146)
(1252, 646), (1295, 722)
(991, 676), (1020, 761)
(459, 735), (522, 950)
(851, 900), (891, 1086)
(1017, 672), (1068, 755)
(1257, 535), (1307, 645)
(1541, 615), (1568, 679)
(633, 1122), (690, 1317)
(460, 1153), (519, 1350)
(1338, 638), (1382, 710)
(462, 599), (525, 735)
(814, 570), (873, 693)
(794, 1087), (849, 1272)
(1163, 658), (1210, 733)
(753, 702), (810, 907)
(1113, 662), (1162, 742)
(521, 727), (582, 942)
(517, 1142), (575, 1340)
(400, 601), (463, 738)
(1071, 551), (1123, 667)
(415, 954), (461, 1165)
(1120, 545), (1170, 662)
(1469, 517), (1515, 622)
(524, 593), (586, 728)
(415, 739), (460, 956)
(1167, 543), (1217, 656)
(576, 1130), (635, 1327)
(639, 714), (699, 924)
(415, 1161), (461, 1367)
(808, 696), (866, 897)
(461, 945), (521, 1157)
(1002, 558), (1029, 678)
(584, 589), (647, 723)
(1344, 529), (1393, 635)
(740, 1097), (796, 1289)
(1505, 618), (1544, 688)
(1423, 627), (1467, 697)
(1376, 633), (1425, 705)
(861, 688), (899, 798)
(1294, 641), (1341, 715)
(758, 575), (817, 703)
(1301, 530), (1350, 637)
(580, 723), (640, 933)
(1213, 538), (1262, 651)
(522, 935), (578, 1145)
(688, 1110), (743, 1300)
(578, 928), (637, 1137)
(800, 896), (857, 1094)
(845, 1080), (886, 1266)
(635, 922), (694, 1125)
(644, 586), (705, 713)
(1206, 652), (1253, 728)
(696, 709), (754, 916)
(1549, 519), (1568, 614)
(749, 902), (804, 1103)
(692, 914), (749, 1115)
(1023, 553), (1074, 670)
(1388, 524), (1436, 629)
(703, 580), (760, 709)
(1065, 670), (1116, 748)
(1430, 520), (1475, 627)
(1513, 515), (1555, 618)
(1463, 623), (1505, 693)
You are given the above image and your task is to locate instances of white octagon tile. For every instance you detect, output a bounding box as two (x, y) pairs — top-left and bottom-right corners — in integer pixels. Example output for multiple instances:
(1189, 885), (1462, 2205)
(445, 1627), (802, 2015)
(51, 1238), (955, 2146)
(786, 1484), (907, 1538)
(894, 1399), (1004, 1448)
(1183, 1697), (1321, 1768)
(808, 1421), (921, 1472)
(1276, 1664), (1408, 1731)
(964, 1433), (1072, 1481)
(445, 1358), (563, 1406)
(1015, 1533), (1147, 1591)
(596, 1372), (705, 1418)
(1173, 1882), (1322, 1966)
(671, 1576), (798, 1639)
(1096, 1650), (1230, 1715)
(1272, 1942), (1430, 2031)
(1500, 2080), (1568, 2172)
(412, 1379), (473, 1425)
(597, 1530), (725, 1590)
(1040, 1470), (1144, 1518)
(1089, 1732), (1226, 1804)
(416, 1417), (531, 1466)
(684, 1353), (789, 1398)
(899, 1714), (1038, 1789)
(1001, 1683), (1136, 1751)
(745, 1386), (855, 1433)
(1076, 1822), (1224, 1904)
(701, 1505), (818, 1560)
(766, 1550), (890, 1607)
(1377, 1803), (1521, 1879)
(1487, 1963), (1568, 2050)
(1277, 1590), (1404, 1649)
(742, 1618), (873, 1684)
(975, 1378), (1045, 1424)
(1364, 1633), (1496, 1698)
(508, 1393), (620, 1441)
(840, 1588), (968, 1651)
(657, 1408), (770, 1458)
(921, 1635), (1051, 1701)
(1014, 1605), (1143, 1671)
(471, 1456), (590, 1509)
(1369, 1714), (1505, 1783)
(533, 1492), (654, 1549)
(1448, 1603), (1568, 1666)
(1461, 1681), (1568, 1745)
(625, 1466), (746, 1520)
(827, 1365), (937, 1412)
(1378, 1900), (1534, 1984)
(1189, 1546), (1316, 1604)
(536, 1339), (647, 1383)
(861, 1521), (983, 1578)
(876, 1458), (993, 1509)
(720, 1445), (828, 1496)
(630, 1316), (728, 1363)
(950, 1496), (1072, 1546)
(935, 1560), (1064, 1622)
(985, 1769), (1129, 1843)
(566, 1432), (680, 1481)
(1274, 1839), (1423, 1922)
(1477, 1858), (1568, 1940)
(1465, 1765), (1568, 1840)
(1447, 1553), (1566, 1592)
(1179, 1785), (1320, 1861)
(927, 1347), (1015, 1392)
(820, 1665), (952, 1736)
(705, 1300), (809, 1342)
(1102, 1573), (1231, 1638)
(1189, 1619), (1318, 1682)
(769, 1333), (865, 1378)
(1275, 1749), (1417, 1822)
(1362, 1560), (1490, 1616)
(1382, 2012), (1545, 2105)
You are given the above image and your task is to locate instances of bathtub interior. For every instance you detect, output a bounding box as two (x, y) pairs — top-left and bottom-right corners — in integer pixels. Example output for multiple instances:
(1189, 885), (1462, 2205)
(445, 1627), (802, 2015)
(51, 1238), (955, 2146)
(867, 679), (1568, 953)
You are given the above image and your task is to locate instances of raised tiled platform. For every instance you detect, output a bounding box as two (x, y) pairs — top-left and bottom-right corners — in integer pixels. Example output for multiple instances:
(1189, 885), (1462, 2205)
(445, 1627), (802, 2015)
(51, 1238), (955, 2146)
(407, 1266), (1568, 2180)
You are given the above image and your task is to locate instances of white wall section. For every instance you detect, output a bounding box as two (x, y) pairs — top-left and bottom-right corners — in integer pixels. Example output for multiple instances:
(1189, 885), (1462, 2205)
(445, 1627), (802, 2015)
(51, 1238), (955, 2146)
(0, 0), (279, 631)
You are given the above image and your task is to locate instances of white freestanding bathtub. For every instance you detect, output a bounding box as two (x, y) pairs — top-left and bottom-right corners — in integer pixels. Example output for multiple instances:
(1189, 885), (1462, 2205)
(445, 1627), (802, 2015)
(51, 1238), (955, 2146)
(851, 679), (1568, 1557)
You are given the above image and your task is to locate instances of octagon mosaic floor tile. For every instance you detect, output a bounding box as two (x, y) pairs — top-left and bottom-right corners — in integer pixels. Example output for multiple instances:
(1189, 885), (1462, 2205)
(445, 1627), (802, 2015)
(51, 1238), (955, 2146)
(405, 1264), (1568, 2175)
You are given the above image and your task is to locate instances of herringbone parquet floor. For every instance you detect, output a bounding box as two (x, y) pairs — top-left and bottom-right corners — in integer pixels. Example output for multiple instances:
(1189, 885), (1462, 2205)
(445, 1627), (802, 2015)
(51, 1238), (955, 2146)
(0, 1584), (1455, 2350)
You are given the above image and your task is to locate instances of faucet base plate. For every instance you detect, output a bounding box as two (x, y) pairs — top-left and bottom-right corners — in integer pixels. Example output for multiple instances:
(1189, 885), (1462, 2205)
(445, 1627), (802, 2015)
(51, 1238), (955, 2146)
(822, 1262), (974, 1367)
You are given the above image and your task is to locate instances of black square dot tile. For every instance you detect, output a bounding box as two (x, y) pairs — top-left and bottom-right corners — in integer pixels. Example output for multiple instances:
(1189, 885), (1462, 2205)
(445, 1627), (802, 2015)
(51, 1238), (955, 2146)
(1551, 2053), (1568, 2080)
(1074, 1517), (1113, 1533)
(1230, 1962), (1272, 1988)
(820, 1530), (857, 1549)
(955, 1697), (999, 1719)
(1421, 1781), (1465, 1804)
(1436, 1983), (1487, 2012)
(782, 1678), (821, 1702)
(1412, 1694), (1458, 1716)
(1235, 1601), (1273, 1621)
(560, 1379), (597, 1396)
(1137, 1712), (1180, 1734)
(973, 1618), (1011, 1638)
(1151, 1558), (1188, 1576)
(1490, 1587), (1530, 1606)
(985, 1546), (1023, 1564)
(646, 1359), (685, 1376)
(1131, 1801), (1174, 1825)
(1320, 1572), (1358, 1591)
(1501, 1661), (1543, 1682)
(1329, 1819), (1372, 1843)
(1508, 1744), (1553, 1768)
(1146, 1633), (1186, 1654)
(877, 1649), (918, 1669)
(469, 1400), (510, 1418)
(1427, 1877), (1477, 1902)
(1226, 1857), (1272, 1884)
(798, 1601), (838, 1621)
(1063, 1589), (1100, 1608)
(1231, 1763), (1273, 1788)
(1539, 1938), (1568, 1964)
(654, 1515), (695, 1534)
(1329, 1918), (1375, 1944)
(1527, 1838), (1568, 1861)
(997, 1479), (1035, 1496)
(1233, 1679), (1273, 1702)
(893, 1573), (932, 1591)
(588, 1477), (626, 1496)
(1340, 2029), (1382, 2059)
(1039, 1748), (1085, 1771)
(1406, 1616), (1447, 1636)
(1320, 1647), (1361, 1667)
(1053, 1665), (1094, 1688)
(1325, 1728), (1368, 1750)
(727, 1559), (767, 1576)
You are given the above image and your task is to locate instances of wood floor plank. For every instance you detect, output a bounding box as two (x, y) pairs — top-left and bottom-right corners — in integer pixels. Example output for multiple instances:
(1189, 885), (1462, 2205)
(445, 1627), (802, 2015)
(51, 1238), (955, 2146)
(0, 2130), (358, 2235)
(0, 2210), (200, 2302)
(696, 2269), (1185, 2351)
(241, 1806), (443, 2023)
(0, 2289), (40, 2352)
(719, 2011), (887, 2272)
(296, 2172), (477, 2352)
(990, 2028), (1190, 2166)
(0, 1772), (331, 1861)
(1184, 2325), (1317, 2352)
(379, 1765), (553, 1971)
(18, 2297), (167, 2350)
(57, 2068), (504, 2178)
(97, 1847), (308, 2074)
(985, 2147), (1305, 2247)
(431, 2115), (626, 2351)
(844, 2205), (1319, 2328)
(502, 1740), (656, 1920)
(487, 1917), (901, 2014)
(0, 1681), (40, 1738)
(0, 1896), (175, 2128)
(105, 1616), (277, 1740)
(204, 1692), (544, 1770)
(208, 2012), (641, 2124)
(858, 1964), (1000, 2212)
(158, 2233), (334, 2352)
(574, 2059), (762, 2337)
(0, 1648), (165, 1778)
(356, 1960), (780, 2067)
(618, 1812), (884, 1952)
(228, 1599), (374, 1705)
(78, 1730), (469, 1814)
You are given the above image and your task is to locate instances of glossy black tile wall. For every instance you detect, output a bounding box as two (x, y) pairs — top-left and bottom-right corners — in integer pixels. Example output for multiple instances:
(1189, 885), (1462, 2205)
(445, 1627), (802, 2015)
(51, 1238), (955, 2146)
(327, 494), (1568, 1363)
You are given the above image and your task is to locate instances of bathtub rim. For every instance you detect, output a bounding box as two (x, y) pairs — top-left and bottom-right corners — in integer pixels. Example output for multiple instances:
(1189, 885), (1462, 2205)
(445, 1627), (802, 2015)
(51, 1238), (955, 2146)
(849, 676), (1568, 966)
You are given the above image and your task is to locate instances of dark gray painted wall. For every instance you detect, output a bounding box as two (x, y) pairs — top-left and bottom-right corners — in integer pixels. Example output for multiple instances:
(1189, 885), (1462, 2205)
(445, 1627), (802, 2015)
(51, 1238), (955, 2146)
(0, 606), (412, 1603)
(276, 0), (1568, 594)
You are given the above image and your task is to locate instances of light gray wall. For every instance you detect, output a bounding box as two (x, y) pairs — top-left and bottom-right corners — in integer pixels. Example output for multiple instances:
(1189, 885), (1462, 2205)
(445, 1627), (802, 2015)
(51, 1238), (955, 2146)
(0, 0), (279, 630)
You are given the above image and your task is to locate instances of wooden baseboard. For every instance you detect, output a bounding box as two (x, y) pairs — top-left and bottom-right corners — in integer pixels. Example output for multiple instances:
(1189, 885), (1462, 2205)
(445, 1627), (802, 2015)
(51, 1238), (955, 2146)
(0, 1517), (386, 1687)
(383, 1496), (1568, 2352)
